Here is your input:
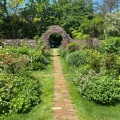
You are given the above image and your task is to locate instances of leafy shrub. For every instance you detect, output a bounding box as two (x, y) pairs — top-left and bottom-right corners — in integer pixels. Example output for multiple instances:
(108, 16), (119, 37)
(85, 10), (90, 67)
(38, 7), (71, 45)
(31, 62), (45, 70)
(100, 53), (120, 77)
(0, 72), (41, 115)
(67, 42), (80, 53)
(0, 54), (29, 74)
(85, 77), (120, 105)
(100, 37), (120, 53)
(84, 49), (120, 74)
(29, 49), (50, 70)
(34, 35), (40, 40)
(73, 66), (105, 94)
(0, 44), (50, 71)
(72, 30), (89, 40)
(73, 67), (120, 105)
(66, 50), (87, 67)
(86, 50), (102, 72)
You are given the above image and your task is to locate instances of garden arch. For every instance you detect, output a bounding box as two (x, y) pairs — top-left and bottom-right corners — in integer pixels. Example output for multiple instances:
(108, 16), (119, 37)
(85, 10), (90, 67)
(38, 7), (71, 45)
(42, 25), (72, 48)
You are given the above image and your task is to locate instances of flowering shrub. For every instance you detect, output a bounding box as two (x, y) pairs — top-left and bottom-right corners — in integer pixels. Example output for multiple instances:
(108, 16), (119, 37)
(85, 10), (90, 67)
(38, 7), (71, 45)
(0, 54), (29, 74)
(67, 42), (80, 53)
(73, 66), (120, 105)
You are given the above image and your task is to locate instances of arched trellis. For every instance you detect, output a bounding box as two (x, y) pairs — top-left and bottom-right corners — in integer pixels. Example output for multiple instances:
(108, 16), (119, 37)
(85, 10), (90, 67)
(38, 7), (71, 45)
(41, 25), (72, 48)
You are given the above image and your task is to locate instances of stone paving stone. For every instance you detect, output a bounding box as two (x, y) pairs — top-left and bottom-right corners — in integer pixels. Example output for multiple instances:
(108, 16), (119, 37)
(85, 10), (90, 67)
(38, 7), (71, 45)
(52, 107), (62, 110)
(53, 49), (78, 120)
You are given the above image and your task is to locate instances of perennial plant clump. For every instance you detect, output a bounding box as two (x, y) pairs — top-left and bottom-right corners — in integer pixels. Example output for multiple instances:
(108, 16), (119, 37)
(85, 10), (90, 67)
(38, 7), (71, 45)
(66, 50), (87, 67)
(73, 66), (120, 105)
(0, 43), (50, 117)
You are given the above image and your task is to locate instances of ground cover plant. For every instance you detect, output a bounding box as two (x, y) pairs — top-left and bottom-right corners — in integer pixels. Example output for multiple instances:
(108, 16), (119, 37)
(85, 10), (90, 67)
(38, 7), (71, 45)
(0, 43), (51, 118)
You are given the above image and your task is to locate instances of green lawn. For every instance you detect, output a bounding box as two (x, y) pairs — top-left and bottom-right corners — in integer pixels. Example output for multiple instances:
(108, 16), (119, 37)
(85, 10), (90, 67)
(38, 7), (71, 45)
(59, 55), (120, 120)
(1, 51), (54, 120)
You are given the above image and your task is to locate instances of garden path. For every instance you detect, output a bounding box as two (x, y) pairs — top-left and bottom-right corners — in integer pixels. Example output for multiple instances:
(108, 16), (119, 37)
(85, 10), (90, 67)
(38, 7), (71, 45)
(52, 49), (78, 120)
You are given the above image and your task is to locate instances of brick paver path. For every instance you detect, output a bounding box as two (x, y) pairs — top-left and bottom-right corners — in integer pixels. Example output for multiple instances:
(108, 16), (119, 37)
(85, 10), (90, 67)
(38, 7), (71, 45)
(52, 49), (78, 120)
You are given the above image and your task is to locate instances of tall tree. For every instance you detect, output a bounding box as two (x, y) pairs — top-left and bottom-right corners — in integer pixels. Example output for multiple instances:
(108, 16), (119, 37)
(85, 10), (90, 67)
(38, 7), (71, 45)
(104, 11), (120, 38)
(94, 0), (120, 17)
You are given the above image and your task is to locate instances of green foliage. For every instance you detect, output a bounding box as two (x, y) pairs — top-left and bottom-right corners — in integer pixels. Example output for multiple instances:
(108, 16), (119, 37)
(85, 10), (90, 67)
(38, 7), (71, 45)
(72, 30), (89, 40)
(0, 54), (29, 74)
(34, 35), (40, 40)
(0, 0), (94, 39)
(59, 46), (67, 57)
(100, 37), (120, 53)
(86, 76), (120, 105)
(79, 15), (104, 38)
(100, 53), (120, 77)
(29, 47), (50, 70)
(73, 66), (120, 105)
(0, 44), (50, 117)
(66, 50), (87, 67)
(67, 42), (80, 53)
(0, 44), (50, 72)
(104, 12), (120, 37)
(86, 50), (102, 72)
(0, 72), (41, 115)
(85, 77), (120, 105)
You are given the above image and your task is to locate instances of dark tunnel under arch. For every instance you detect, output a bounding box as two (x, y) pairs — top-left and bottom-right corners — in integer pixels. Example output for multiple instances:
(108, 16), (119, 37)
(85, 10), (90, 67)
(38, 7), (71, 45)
(49, 33), (62, 48)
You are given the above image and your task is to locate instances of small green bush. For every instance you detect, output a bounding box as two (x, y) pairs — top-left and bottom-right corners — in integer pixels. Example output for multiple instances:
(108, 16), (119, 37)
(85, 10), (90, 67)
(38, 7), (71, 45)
(66, 50), (87, 67)
(86, 50), (102, 72)
(29, 50), (49, 70)
(100, 53), (120, 77)
(100, 37), (120, 53)
(0, 72), (41, 115)
(67, 42), (80, 53)
(85, 77), (120, 105)
(0, 54), (29, 74)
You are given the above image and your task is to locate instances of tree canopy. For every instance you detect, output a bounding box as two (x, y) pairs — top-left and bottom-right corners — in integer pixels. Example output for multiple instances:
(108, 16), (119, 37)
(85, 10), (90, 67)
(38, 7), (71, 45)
(0, 0), (120, 39)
